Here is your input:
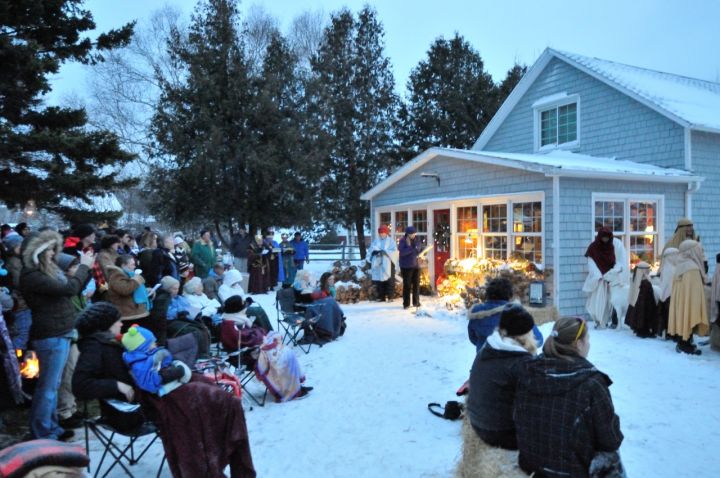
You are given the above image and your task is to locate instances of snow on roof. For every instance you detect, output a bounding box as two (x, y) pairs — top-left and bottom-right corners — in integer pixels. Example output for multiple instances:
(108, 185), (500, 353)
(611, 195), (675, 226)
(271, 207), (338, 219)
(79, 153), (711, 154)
(361, 147), (702, 200)
(553, 49), (720, 132)
(60, 193), (124, 213)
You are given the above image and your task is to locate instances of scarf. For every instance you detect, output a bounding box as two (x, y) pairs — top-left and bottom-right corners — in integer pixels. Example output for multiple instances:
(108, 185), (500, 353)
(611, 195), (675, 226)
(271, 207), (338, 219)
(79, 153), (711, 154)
(628, 262), (651, 307)
(674, 240), (706, 284)
(585, 227), (616, 274)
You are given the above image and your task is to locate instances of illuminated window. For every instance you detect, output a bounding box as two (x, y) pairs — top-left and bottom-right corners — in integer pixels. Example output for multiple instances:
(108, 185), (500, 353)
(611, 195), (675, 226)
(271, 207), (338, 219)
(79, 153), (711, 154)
(593, 198), (659, 265)
(412, 210), (428, 247)
(456, 206), (478, 258)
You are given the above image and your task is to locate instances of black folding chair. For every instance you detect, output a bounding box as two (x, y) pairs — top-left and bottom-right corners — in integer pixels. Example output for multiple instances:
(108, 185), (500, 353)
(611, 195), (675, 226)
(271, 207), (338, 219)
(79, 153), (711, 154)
(275, 288), (317, 354)
(83, 399), (165, 478)
(195, 353), (268, 408)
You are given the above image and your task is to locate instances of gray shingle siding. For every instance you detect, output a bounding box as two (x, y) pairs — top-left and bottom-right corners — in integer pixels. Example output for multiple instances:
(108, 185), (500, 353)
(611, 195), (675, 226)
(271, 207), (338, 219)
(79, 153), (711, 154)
(481, 58), (686, 169)
(691, 130), (720, 273)
(558, 178), (686, 316)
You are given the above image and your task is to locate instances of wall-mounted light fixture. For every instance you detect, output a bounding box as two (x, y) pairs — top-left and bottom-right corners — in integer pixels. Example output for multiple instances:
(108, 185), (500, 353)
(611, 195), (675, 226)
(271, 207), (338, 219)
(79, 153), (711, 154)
(420, 171), (440, 186)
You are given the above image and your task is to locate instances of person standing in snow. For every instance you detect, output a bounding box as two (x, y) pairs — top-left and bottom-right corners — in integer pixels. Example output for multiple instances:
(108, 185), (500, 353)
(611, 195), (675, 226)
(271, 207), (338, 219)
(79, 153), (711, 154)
(291, 232), (310, 271)
(656, 247), (679, 338)
(398, 226), (422, 309)
(668, 239), (710, 355)
(466, 303), (539, 450)
(662, 217), (700, 255)
(191, 229), (217, 280)
(367, 225), (397, 302)
(582, 227), (629, 329)
(513, 317), (625, 478)
(279, 233), (297, 288)
(625, 262), (659, 338)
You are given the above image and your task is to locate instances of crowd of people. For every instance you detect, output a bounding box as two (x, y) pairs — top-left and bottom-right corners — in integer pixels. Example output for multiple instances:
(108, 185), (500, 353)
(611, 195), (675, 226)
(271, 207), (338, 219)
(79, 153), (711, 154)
(0, 221), (343, 476)
(583, 217), (718, 355)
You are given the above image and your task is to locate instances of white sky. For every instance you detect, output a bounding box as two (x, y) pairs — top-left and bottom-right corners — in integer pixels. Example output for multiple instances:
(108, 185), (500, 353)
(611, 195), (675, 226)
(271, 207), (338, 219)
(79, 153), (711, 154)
(48, 0), (720, 102)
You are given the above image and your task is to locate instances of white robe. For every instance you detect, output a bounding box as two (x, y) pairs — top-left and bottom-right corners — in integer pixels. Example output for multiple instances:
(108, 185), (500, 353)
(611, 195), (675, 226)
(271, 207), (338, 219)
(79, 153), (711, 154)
(366, 236), (398, 282)
(582, 238), (629, 326)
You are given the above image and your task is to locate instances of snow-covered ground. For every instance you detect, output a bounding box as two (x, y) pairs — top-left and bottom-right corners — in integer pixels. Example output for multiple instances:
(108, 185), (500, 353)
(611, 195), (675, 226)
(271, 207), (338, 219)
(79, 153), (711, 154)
(83, 266), (720, 477)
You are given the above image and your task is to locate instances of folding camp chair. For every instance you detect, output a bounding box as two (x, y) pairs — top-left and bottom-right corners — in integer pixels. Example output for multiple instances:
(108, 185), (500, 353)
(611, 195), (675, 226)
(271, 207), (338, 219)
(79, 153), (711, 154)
(83, 400), (165, 478)
(195, 353), (268, 408)
(275, 288), (317, 354)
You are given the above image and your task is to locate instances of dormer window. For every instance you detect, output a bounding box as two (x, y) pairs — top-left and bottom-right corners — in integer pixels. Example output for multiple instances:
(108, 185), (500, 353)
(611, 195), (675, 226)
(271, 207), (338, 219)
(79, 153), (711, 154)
(533, 93), (580, 151)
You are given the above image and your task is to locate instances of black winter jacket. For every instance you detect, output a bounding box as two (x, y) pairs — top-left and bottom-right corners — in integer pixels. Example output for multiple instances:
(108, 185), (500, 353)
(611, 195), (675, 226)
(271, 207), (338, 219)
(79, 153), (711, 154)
(20, 264), (90, 340)
(72, 331), (133, 401)
(467, 333), (534, 433)
(513, 355), (623, 478)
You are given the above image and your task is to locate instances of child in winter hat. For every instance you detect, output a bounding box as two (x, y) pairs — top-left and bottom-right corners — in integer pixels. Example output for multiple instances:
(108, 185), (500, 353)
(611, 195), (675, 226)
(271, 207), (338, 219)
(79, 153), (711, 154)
(120, 325), (191, 396)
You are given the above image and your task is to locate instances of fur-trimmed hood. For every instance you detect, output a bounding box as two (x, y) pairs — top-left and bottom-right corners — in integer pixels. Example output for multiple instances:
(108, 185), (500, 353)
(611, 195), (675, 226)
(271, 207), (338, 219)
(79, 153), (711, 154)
(21, 229), (63, 270)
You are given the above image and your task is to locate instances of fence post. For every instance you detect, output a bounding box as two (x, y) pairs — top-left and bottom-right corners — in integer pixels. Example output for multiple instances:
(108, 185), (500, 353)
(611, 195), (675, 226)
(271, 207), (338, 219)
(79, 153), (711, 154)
(341, 241), (346, 261)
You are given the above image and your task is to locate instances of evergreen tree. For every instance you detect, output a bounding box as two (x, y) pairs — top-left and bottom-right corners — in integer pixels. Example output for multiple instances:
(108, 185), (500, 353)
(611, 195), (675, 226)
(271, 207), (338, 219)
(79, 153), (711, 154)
(398, 34), (496, 158)
(308, 7), (399, 258)
(494, 63), (527, 111)
(0, 0), (135, 214)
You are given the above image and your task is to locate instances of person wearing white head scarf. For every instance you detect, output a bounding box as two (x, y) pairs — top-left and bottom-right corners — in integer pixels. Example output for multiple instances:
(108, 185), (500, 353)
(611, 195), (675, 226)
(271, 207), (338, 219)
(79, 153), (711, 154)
(218, 268), (245, 303)
(657, 248), (679, 337)
(625, 262), (659, 338)
(668, 240), (710, 354)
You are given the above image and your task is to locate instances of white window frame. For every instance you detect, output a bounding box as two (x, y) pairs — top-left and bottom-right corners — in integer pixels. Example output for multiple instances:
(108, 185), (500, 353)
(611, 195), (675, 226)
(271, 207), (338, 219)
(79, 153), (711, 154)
(591, 193), (665, 266)
(455, 205), (479, 259)
(533, 93), (580, 152)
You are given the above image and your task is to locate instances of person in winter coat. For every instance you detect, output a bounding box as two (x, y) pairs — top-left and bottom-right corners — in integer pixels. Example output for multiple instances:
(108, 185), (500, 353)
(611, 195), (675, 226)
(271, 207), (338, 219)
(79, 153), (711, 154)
(105, 254), (151, 324)
(230, 227), (251, 273)
(657, 247), (679, 338)
(367, 225), (397, 302)
(163, 276), (211, 358)
(191, 229), (217, 279)
(467, 303), (538, 450)
(218, 268), (246, 304)
(61, 224), (96, 257)
(513, 317), (624, 478)
(291, 232), (310, 270)
(2, 233), (31, 351)
(582, 227), (629, 329)
(202, 263), (225, 301)
(247, 233), (271, 294)
(668, 239), (710, 355)
(20, 229), (94, 440)
(72, 302), (256, 478)
(467, 278), (543, 352)
(397, 226), (423, 309)
(625, 262), (659, 338)
(183, 276), (221, 322)
(279, 233), (297, 288)
(145, 234), (179, 288)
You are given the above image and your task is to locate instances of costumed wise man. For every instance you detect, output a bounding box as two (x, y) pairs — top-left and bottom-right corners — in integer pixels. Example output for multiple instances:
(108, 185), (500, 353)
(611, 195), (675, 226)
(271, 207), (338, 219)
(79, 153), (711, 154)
(367, 225), (398, 302)
(582, 227), (630, 329)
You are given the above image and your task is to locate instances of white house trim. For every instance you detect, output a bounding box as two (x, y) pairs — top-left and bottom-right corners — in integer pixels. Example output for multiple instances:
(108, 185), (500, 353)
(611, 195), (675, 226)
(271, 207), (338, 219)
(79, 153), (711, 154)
(552, 175), (560, 308)
(684, 127), (692, 170)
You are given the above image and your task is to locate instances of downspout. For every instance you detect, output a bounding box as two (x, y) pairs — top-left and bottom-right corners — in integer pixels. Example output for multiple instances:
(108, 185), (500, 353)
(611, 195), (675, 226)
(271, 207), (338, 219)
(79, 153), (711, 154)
(552, 175), (560, 309)
(684, 128), (694, 218)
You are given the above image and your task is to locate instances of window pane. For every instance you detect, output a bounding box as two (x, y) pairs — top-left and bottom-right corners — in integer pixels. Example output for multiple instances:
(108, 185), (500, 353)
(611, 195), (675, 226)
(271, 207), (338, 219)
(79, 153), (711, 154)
(513, 202), (541, 233)
(629, 201), (656, 233)
(394, 211), (408, 240)
(412, 210), (428, 233)
(512, 236), (542, 263)
(456, 206), (478, 233)
(630, 235), (656, 265)
(379, 212), (391, 231)
(457, 236), (478, 259)
(482, 204), (507, 233)
(594, 201), (624, 234)
(483, 236), (507, 260)
(557, 102), (577, 145)
(540, 108), (558, 146)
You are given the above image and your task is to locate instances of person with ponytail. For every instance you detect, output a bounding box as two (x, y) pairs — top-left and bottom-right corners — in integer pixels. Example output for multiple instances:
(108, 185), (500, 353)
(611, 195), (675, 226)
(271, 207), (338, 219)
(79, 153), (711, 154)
(513, 317), (625, 478)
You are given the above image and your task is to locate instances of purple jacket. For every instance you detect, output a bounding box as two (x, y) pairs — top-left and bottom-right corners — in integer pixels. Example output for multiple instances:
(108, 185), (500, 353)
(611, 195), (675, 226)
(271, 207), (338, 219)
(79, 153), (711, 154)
(398, 235), (423, 269)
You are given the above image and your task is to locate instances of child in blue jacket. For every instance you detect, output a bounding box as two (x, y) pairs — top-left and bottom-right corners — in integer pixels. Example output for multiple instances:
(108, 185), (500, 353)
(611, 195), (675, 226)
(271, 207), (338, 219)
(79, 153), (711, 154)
(121, 325), (191, 396)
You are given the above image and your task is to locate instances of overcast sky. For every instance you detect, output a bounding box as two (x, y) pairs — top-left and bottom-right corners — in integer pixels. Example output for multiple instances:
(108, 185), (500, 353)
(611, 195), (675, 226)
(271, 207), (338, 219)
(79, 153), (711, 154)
(48, 0), (720, 103)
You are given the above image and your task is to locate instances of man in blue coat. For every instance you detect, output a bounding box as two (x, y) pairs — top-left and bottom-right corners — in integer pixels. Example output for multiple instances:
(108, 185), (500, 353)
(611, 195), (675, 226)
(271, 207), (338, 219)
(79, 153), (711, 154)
(397, 226), (423, 309)
(292, 232), (309, 270)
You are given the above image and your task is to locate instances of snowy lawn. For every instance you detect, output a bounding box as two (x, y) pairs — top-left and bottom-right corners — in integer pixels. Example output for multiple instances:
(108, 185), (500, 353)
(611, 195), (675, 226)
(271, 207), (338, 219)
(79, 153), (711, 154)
(82, 291), (719, 477)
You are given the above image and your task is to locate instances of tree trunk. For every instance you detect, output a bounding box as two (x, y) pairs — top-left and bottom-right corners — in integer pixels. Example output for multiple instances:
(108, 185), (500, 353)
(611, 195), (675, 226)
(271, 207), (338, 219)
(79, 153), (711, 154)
(214, 220), (230, 249)
(355, 217), (367, 260)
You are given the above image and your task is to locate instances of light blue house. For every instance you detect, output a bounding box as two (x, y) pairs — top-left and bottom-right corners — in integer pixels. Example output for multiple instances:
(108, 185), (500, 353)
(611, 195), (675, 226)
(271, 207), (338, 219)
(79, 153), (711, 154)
(362, 48), (720, 316)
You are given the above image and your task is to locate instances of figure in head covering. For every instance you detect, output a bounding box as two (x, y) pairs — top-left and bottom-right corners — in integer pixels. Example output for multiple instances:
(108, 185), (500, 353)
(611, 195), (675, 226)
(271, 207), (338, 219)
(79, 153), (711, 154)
(657, 247), (680, 337)
(663, 218), (699, 254)
(625, 262), (659, 338)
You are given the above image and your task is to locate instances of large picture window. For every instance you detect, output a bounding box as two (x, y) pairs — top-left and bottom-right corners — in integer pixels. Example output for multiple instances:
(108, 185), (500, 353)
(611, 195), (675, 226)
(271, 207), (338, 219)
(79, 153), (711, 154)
(480, 200), (542, 263)
(593, 197), (660, 265)
(394, 211), (408, 242)
(512, 201), (542, 262)
(482, 204), (507, 260)
(456, 206), (478, 258)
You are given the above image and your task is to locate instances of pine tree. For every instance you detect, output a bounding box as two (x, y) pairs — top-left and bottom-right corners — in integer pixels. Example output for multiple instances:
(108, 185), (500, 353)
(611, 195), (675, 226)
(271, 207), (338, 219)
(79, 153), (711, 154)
(308, 7), (399, 258)
(0, 0), (135, 215)
(398, 34), (496, 159)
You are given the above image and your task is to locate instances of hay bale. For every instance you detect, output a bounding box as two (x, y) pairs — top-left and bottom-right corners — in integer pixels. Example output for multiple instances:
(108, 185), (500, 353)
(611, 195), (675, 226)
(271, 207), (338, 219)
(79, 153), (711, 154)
(527, 306), (559, 326)
(456, 414), (525, 478)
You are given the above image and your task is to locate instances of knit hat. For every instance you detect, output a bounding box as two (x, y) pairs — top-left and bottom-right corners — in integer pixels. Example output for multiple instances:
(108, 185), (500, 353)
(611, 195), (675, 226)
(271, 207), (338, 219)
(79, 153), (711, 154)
(2, 233), (23, 251)
(378, 225), (390, 235)
(223, 295), (245, 314)
(160, 275), (180, 291)
(499, 303), (535, 337)
(173, 236), (184, 246)
(57, 252), (78, 272)
(405, 226), (417, 235)
(75, 302), (121, 337)
(121, 325), (156, 352)
(72, 224), (95, 240)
